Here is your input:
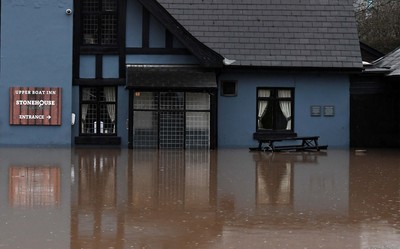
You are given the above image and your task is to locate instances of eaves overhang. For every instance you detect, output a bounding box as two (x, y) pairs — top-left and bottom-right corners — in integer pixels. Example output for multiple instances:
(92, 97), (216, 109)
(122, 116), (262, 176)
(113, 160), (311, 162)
(362, 67), (392, 75)
(126, 65), (217, 89)
(219, 65), (364, 75)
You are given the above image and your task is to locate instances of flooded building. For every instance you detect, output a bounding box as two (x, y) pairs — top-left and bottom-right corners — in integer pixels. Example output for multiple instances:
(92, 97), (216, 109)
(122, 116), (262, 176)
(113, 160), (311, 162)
(0, 0), (362, 148)
(351, 46), (400, 147)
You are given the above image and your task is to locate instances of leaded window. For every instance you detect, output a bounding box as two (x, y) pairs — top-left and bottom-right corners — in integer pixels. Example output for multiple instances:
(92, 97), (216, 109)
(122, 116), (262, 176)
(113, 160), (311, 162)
(81, 0), (118, 46)
(80, 86), (117, 135)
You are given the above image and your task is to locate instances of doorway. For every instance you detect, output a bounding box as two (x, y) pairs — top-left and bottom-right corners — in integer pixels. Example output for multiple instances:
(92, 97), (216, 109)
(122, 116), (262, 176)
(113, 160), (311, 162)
(130, 91), (214, 149)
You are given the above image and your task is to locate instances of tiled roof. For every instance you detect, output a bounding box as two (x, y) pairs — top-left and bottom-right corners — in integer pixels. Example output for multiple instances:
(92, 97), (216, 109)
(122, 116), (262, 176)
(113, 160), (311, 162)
(156, 0), (363, 69)
(373, 47), (400, 76)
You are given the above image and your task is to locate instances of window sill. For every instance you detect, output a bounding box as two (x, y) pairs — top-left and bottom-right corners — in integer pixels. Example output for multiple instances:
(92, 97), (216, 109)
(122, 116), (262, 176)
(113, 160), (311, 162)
(75, 136), (121, 145)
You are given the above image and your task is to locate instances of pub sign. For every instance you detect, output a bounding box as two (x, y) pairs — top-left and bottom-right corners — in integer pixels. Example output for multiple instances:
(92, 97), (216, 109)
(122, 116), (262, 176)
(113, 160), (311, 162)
(10, 87), (62, 125)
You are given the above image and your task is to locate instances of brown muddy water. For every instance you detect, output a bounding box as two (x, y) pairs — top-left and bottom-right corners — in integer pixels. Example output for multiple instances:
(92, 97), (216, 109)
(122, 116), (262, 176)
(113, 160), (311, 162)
(0, 148), (399, 249)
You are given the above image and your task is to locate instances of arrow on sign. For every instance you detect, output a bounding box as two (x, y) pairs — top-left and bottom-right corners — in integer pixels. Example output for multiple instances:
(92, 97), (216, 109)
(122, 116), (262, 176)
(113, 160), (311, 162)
(47, 115), (52, 120)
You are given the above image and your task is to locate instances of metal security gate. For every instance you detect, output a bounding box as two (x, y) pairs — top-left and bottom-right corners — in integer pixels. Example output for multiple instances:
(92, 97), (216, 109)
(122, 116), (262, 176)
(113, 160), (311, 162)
(159, 112), (185, 149)
(131, 91), (211, 149)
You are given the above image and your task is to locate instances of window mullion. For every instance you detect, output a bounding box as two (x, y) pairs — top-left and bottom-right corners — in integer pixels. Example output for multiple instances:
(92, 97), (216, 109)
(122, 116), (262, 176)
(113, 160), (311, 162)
(96, 88), (101, 135)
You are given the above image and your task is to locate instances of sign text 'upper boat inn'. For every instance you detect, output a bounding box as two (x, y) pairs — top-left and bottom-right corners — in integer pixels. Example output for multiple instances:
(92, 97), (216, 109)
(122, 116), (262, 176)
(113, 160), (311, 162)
(9, 87), (62, 126)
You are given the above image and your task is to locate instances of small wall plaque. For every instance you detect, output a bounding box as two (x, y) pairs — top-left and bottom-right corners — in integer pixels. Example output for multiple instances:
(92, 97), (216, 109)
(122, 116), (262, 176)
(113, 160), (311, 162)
(310, 105), (321, 117)
(324, 106), (335, 117)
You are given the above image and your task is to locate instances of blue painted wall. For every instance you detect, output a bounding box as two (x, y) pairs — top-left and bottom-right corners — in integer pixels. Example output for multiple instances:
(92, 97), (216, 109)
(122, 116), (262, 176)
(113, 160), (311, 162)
(218, 72), (350, 148)
(295, 74), (350, 148)
(0, 1), (74, 146)
(79, 55), (96, 79)
(126, 0), (143, 48)
(117, 86), (130, 146)
(71, 86), (80, 140)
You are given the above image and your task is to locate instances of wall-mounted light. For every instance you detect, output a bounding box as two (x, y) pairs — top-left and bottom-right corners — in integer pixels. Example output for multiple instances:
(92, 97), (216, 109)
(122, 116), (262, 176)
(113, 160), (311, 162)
(71, 113), (76, 125)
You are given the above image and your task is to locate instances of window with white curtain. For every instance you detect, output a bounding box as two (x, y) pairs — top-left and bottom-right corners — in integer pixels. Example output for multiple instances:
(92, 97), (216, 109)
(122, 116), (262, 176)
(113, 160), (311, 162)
(80, 86), (117, 135)
(256, 88), (294, 131)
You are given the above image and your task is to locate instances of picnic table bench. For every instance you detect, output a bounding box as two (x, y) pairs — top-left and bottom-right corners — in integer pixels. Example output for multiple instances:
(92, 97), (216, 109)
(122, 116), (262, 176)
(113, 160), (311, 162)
(250, 133), (328, 152)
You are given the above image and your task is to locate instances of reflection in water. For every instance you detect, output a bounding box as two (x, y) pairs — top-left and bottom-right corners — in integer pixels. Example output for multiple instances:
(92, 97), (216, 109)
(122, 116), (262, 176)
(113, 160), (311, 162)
(128, 150), (213, 210)
(0, 148), (400, 248)
(9, 167), (60, 207)
(349, 150), (400, 248)
(71, 149), (217, 249)
(255, 152), (292, 205)
(69, 149), (400, 249)
(0, 148), (70, 249)
(71, 149), (119, 249)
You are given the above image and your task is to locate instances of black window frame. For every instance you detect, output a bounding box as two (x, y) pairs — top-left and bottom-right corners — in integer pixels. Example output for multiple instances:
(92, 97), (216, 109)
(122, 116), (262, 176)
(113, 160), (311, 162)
(80, 0), (119, 47)
(256, 87), (295, 133)
(220, 81), (238, 97)
(79, 86), (118, 136)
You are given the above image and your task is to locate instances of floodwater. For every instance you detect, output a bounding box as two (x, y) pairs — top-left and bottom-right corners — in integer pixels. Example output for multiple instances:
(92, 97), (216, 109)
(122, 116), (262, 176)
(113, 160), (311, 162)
(0, 148), (399, 249)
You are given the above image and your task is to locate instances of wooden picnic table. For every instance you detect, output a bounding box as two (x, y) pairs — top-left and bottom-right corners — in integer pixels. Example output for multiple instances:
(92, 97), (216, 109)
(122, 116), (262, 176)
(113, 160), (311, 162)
(251, 133), (327, 152)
